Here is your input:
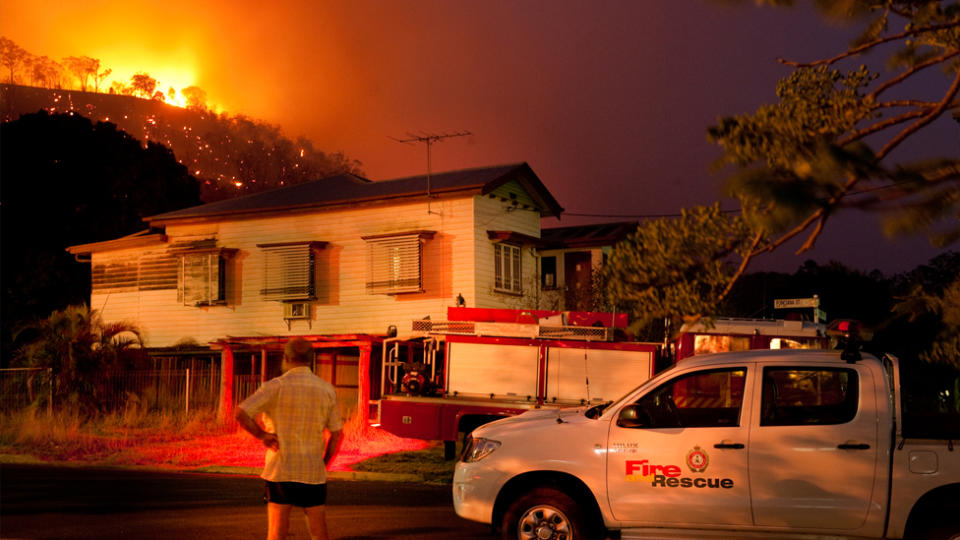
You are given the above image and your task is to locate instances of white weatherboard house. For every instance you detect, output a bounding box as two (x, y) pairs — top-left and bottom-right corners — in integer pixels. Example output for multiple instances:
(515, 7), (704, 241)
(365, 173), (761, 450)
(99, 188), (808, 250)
(68, 163), (563, 422)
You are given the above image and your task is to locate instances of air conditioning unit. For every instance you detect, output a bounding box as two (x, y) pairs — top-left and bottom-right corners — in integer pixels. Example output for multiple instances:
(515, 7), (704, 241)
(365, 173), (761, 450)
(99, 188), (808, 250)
(283, 301), (311, 320)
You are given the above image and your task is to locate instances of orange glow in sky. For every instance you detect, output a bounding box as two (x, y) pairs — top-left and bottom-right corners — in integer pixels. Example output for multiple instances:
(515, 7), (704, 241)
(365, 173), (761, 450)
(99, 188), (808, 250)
(0, 0), (952, 273)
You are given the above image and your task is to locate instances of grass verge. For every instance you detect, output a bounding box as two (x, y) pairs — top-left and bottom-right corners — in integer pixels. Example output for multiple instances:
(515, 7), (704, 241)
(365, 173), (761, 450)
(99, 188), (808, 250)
(0, 407), (446, 479)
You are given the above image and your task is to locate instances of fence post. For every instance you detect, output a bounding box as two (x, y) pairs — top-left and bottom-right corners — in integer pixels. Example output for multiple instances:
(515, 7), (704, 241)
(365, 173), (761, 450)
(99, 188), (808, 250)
(185, 368), (191, 415)
(47, 368), (53, 417)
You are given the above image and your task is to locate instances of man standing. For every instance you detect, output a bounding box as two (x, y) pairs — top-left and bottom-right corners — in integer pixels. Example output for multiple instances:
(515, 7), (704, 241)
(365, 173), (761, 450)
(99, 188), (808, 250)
(236, 338), (344, 540)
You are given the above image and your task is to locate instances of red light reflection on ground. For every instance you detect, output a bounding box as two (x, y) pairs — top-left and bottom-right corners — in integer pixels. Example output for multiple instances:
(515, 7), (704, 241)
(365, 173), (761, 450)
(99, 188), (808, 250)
(108, 425), (433, 472)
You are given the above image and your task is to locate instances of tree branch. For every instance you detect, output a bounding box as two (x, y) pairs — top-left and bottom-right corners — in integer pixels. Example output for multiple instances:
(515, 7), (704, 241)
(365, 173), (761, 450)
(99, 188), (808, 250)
(779, 70), (960, 253)
(875, 68), (960, 162)
(718, 231), (764, 303)
(868, 49), (960, 101)
(839, 109), (931, 145)
(777, 20), (960, 67)
(874, 99), (951, 109)
(797, 214), (828, 254)
(753, 209), (825, 256)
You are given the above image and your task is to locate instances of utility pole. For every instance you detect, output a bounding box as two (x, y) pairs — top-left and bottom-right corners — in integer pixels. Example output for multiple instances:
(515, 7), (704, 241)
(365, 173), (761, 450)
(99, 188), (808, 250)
(391, 130), (471, 214)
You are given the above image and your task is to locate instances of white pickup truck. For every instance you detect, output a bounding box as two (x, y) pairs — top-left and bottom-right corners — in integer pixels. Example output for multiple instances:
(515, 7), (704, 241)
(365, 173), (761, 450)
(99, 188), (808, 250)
(453, 349), (960, 540)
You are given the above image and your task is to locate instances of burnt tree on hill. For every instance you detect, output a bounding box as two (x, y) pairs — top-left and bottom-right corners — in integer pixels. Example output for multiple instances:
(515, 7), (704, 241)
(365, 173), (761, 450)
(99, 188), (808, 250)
(0, 111), (203, 365)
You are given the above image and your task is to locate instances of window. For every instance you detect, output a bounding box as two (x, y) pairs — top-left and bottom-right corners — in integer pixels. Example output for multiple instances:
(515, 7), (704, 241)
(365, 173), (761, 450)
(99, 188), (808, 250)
(541, 255), (557, 289)
(495, 243), (522, 293)
(259, 242), (324, 301)
(694, 335), (751, 355)
(630, 368), (747, 428)
(363, 232), (433, 294)
(770, 338), (823, 350)
(761, 367), (858, 426)
(179, 252), (227, 306)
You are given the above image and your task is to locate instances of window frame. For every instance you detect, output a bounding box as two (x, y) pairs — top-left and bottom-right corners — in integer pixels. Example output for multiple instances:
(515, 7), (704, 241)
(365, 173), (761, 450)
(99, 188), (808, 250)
(626, 367), (748, 429)
(178, 249), (235, 307)
(760, 366), (860, 427)
(258, 241), (326, 301)
(494, 242), (523, 294)
(362, 231), (434, 295)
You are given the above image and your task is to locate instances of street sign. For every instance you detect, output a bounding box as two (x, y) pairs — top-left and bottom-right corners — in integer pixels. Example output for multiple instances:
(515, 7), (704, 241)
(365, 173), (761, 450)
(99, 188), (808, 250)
(774, 297), (820, 309)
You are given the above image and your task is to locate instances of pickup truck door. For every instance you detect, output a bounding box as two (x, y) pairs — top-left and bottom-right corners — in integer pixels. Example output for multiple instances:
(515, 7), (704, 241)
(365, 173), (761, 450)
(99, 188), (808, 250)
(747, 363), (879, 530)
(606, 366), (753, 526)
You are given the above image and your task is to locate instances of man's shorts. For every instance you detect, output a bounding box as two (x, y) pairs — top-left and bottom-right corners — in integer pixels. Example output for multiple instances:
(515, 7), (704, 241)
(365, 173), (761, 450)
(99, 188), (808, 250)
(264, 481), (327, 507)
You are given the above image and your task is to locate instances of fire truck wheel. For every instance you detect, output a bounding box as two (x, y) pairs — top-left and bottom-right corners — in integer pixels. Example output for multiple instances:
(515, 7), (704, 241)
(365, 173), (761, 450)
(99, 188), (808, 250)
(500, 486), (595, 540)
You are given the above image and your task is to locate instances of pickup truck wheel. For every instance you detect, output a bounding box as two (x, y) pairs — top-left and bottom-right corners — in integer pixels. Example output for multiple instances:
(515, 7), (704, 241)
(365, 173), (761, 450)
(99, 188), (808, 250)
(914, 523), (960, 540)
(501, 487), (592, 540)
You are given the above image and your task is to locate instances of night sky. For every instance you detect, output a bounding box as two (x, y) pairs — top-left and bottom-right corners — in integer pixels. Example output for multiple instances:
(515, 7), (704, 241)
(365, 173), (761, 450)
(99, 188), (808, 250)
(2, 0), (956, 273)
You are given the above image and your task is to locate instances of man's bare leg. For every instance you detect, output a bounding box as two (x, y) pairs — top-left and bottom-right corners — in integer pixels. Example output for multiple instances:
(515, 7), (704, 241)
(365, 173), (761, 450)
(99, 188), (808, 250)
(303, 505), (329, 540)
(267, 502), (292, 540)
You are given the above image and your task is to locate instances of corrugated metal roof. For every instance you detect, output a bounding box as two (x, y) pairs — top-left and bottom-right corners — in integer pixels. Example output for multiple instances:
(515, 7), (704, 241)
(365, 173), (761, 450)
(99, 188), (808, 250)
(540, 221), (638, 249)
(146, 162), (562, 223)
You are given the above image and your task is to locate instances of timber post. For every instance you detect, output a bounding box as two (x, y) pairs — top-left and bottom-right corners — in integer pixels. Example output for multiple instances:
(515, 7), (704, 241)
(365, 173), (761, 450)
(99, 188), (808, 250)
(218, 345), (235, 423)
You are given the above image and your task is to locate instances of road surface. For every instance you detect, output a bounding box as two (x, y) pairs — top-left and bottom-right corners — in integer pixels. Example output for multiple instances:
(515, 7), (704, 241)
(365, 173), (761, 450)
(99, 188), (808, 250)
(1, 464), (491, 539)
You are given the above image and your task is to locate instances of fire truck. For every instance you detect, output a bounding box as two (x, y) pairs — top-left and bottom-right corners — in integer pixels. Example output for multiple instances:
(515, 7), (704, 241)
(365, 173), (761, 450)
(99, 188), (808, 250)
(376, 306), (830, 458)
(377, 307), (661, 458)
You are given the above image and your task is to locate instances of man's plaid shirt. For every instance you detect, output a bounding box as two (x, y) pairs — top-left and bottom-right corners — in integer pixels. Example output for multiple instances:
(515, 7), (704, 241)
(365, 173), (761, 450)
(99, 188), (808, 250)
(238, 366), (343, 484)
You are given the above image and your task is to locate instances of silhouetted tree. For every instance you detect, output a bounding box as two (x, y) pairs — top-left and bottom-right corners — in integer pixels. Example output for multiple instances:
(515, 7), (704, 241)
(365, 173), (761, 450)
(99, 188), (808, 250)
(130, 72), (157, 98)
(94, 66), (111, 93)
(875, 252), (960, 366)
(0, 36), (29, 84)
(27, 56), (63, 88)
(180, 85), (207, 110)
(63, 55), (98, 91)
(0, 111), (203, 366)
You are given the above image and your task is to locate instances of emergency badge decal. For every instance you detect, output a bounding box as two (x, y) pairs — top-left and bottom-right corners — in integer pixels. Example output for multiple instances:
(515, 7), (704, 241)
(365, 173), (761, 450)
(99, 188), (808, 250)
(686, 446), (709, 473)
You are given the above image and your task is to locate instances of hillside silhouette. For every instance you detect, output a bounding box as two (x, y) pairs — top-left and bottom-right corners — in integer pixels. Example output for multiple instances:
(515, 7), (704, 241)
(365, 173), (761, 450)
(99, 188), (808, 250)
(1, 83), (362, 201)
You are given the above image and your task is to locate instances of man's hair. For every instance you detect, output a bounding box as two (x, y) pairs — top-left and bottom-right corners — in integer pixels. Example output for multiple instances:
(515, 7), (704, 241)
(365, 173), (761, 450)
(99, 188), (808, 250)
(284, 338), (314, 365)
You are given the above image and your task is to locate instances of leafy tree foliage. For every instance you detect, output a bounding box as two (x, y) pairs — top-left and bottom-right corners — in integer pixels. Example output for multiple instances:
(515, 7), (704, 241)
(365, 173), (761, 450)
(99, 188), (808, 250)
(0, 111), (203, 365)
(601, 205), (753, 330)
(876, 251), (960, 366)
(13, 305), (143, 413)
(710, 0), (959, 258)
(607, 1), (958, 334)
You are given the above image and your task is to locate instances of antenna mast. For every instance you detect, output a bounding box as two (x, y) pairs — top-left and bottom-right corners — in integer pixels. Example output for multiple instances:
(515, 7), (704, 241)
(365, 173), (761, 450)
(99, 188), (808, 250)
(391, 130), (471, 214)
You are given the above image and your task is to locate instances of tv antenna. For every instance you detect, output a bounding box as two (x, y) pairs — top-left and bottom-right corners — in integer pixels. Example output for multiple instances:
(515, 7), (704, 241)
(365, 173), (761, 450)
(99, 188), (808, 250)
(391, 130), (471, 214)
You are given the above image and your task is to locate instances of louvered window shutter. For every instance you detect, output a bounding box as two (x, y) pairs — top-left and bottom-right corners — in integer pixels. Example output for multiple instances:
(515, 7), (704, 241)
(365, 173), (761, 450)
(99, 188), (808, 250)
(261, 244), (316, 300)
(366, 234), (423, 294)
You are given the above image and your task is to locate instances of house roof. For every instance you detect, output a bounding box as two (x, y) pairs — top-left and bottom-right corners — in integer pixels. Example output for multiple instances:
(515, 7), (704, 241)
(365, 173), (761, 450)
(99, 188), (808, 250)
(539, 221), (638, 249)
(145, 162), (563, 224)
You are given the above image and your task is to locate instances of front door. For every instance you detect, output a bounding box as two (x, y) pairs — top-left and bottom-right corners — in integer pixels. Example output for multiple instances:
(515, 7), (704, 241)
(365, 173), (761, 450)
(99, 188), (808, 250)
(606, 366), (753, 526)
(563, 251), (592, 310)
(747, 363), (879, 530)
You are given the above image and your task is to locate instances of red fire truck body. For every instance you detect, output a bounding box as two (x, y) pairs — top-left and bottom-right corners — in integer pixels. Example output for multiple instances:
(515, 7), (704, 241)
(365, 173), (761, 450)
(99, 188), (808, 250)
(377, 308), (660, 455)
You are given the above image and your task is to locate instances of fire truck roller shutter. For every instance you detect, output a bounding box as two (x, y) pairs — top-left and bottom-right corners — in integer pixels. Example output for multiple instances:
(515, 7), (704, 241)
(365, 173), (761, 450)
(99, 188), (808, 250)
(546, 348), (651, 404)
(446, 342), (539, 398)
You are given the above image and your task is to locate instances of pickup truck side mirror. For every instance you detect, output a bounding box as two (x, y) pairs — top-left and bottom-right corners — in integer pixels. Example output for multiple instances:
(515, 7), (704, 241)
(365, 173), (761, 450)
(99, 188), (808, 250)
(617, 404), (649, 428)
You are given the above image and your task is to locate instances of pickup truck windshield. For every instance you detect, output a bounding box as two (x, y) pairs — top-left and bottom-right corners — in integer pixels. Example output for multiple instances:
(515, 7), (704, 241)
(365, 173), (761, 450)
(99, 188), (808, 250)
(584, 401), (613, 419)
